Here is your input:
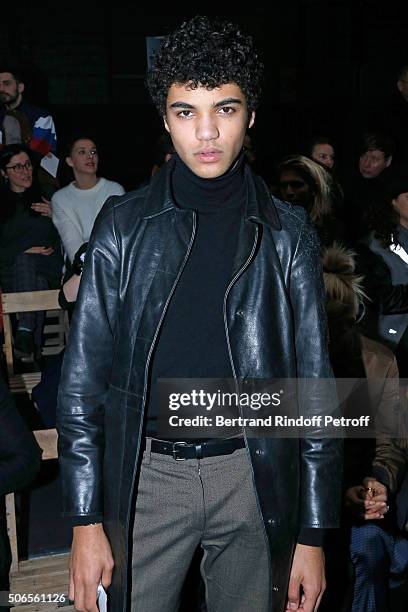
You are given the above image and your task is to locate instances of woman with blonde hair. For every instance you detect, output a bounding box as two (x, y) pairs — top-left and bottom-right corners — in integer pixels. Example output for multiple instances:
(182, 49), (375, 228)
(276, 154), (346, 247)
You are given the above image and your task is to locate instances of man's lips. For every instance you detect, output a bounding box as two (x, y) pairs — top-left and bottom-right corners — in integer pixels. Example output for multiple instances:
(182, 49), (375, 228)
(194, 149), (222, 163)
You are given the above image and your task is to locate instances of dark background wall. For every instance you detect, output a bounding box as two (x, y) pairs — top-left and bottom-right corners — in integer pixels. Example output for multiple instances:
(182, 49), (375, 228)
(1, 1), (406, 188)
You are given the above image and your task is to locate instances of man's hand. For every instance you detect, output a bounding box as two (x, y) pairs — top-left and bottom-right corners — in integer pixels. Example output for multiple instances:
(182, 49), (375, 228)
(286, 544), (325, 611)
(69, 523), (114, 612)
(345, 479), (388, 520)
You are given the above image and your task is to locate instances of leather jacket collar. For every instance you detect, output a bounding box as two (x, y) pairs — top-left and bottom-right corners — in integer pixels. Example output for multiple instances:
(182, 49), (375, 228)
(142, 156), (282, 231)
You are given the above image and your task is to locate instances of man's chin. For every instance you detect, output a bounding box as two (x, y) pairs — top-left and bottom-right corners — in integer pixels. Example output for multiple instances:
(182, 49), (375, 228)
(189, 159), (233, 180)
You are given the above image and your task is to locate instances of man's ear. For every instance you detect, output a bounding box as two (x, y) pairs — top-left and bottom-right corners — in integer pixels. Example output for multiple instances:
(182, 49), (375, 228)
(164, 116), (170, 134)
(66, 156), (73, 168)
(248, 111), (255, 130)
(385, 156), (392, 168)
(397, 80), (403, 94)
(18, 82), (25, 95)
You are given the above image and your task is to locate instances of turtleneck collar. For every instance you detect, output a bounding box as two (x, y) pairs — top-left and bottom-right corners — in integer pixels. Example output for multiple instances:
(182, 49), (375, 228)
(171, 151), (246, 214)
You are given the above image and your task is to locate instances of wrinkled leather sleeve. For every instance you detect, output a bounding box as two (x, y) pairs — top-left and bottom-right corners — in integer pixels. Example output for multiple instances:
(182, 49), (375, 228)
(289, 219), (343, 528)
(57, 197), (119, 521)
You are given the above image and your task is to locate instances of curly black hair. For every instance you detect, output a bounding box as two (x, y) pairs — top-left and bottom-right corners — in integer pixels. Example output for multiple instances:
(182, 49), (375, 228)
(146, 16), (264, 116)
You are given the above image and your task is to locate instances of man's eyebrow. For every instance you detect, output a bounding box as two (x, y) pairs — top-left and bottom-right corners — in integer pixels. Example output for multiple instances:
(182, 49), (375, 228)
(169, 101), (195, 109)
(169, 98), (243, 110)
(213, 98), (243, 107)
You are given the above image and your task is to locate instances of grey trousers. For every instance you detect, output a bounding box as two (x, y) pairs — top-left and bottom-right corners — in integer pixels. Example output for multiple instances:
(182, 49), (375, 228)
(131, 441), (271, 612)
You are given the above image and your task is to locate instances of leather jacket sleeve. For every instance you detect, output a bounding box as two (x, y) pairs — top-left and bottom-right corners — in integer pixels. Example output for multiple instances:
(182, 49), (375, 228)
(290, 219), (343, 528)
(57, 198), (120, 521)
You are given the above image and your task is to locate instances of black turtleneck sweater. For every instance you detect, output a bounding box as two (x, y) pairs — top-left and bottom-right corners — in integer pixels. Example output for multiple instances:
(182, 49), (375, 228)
(145, 153), (246, 437)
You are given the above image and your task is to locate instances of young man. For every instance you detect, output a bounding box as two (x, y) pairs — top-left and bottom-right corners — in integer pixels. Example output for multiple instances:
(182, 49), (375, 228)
(57, 16), (341, 612)
(0, 62), (57, 156)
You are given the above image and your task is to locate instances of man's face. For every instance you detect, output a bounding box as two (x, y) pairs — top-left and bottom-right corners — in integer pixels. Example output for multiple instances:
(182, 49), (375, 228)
(0, 72), (24, 108)
(164, 82), (254, 179)
(397, 72), (408, 103)
(358, 149), (391, 179)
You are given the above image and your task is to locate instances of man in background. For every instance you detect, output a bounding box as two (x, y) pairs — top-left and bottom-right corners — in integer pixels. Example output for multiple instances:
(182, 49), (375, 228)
(0, 61), (57, 158)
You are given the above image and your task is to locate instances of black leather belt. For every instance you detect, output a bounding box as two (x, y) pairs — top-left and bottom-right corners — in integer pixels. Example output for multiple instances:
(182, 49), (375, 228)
(147, 437), (245, 460)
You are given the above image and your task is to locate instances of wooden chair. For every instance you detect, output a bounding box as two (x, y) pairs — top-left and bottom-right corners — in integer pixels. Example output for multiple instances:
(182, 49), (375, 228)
(5, 428), (72, 609)
(1, 290), (68, 395)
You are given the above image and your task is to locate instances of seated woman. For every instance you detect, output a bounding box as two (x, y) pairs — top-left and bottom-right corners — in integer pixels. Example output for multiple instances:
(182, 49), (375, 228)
(275, 154), (346, 248)
(355, 173), (408, 377)
(322, 243), (408, 612)
(0, 144), (63, 360)
(51, 136), (124, 264)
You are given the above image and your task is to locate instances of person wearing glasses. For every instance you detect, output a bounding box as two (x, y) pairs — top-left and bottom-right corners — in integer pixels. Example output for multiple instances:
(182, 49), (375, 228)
(51, 136), (124, 265)
(0, 144), (62, 361)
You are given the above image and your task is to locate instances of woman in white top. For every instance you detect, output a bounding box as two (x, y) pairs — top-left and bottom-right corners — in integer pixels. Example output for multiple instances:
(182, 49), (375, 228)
(52, 137), (124, 263)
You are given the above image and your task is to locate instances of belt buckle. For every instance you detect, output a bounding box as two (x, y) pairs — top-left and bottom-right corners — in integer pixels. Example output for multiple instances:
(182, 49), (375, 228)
(172, 441), (188, 461)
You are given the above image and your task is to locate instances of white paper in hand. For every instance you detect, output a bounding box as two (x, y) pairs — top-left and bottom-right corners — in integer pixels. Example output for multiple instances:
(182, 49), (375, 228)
(40, 152), (59, 178)
(97, 583), (107, 612)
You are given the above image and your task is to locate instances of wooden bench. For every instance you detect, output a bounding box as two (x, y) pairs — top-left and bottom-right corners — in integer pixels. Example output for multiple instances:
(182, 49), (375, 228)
(1, 290), (68, 395)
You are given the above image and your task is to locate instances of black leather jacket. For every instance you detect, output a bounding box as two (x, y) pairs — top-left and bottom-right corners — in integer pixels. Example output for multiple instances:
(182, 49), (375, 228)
(57, 160), (342, 612)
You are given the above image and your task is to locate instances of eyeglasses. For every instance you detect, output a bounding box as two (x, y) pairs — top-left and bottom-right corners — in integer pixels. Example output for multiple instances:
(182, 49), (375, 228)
(5, 161), (33, 173)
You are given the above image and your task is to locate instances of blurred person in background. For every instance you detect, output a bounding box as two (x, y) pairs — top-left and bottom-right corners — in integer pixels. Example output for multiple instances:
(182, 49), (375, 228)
(343, 132), (394, 244)
(52, 136), (124, 265)
(0, 144), (62, 361)
(322, 243), (408, 612)
(0, 374), (41, 610)
(356, 174), (408, 378)
(276, 154), (346, 247)
(307, 135), (336, 171)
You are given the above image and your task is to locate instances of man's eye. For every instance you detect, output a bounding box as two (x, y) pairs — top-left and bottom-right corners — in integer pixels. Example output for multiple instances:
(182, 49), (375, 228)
(177, 110), (193, 118)
(219, 106), (235, 115)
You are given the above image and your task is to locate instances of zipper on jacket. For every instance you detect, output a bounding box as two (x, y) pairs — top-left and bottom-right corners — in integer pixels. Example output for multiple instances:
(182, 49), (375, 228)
(222, 223), (274, 582)
(223, 223), (259, 383)
(125, 212), (197, 534)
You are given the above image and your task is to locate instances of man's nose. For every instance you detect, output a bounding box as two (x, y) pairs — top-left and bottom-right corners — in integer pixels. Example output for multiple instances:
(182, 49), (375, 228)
(196, 116), (219, 141)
